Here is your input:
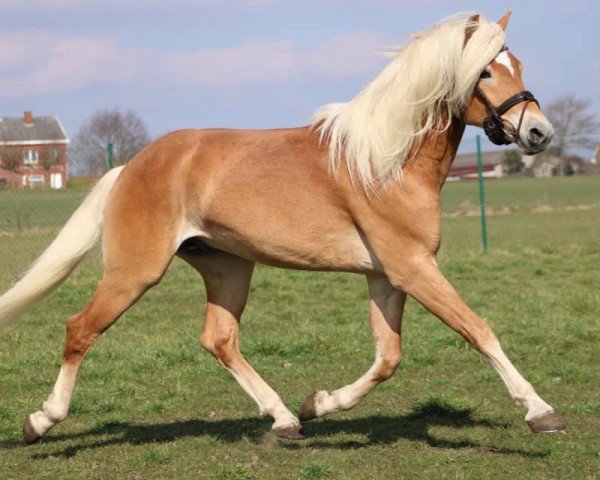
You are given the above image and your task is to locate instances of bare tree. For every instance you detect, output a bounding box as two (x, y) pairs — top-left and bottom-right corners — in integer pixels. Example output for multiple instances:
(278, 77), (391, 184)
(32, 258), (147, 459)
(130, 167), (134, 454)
(70, 109), (151, 176)
(0, 147), (22, 188)
(546, 95), (600, 174)
(0, 147), (22, 173)
(0, 148), (25, 228)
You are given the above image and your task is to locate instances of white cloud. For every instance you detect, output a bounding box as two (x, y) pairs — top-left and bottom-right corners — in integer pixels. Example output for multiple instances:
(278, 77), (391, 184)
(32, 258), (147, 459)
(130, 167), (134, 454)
(0, 35), (141, 96)
(0, 31), (389, 97)
(0, 0), (77, 6)
(240, 0), (274, 7)
(298, 33), (390, 79)
(0, 0), (450, 10)
(162, 40), (296, 86)
(0, 31), (56, 72)
(0, 0), (256, 10)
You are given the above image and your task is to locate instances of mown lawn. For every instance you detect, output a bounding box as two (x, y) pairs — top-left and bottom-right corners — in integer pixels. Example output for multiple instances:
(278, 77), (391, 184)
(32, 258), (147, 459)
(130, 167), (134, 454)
(0, 176), (598, 479)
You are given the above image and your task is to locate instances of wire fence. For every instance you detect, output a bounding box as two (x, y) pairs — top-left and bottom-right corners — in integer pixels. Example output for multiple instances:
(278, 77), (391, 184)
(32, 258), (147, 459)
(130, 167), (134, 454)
(0, 144), (107, 290)
(0, 186), (91, 290)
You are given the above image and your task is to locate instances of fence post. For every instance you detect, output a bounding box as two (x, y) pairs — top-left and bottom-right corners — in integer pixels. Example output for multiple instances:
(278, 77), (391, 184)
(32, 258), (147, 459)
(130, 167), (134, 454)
(107, 143), (114, 170)
(476, 135), (489, 253)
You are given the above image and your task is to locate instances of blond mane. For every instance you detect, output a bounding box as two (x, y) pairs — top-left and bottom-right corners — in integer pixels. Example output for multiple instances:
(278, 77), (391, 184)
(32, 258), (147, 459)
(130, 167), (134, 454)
(313, 14), (505, 188)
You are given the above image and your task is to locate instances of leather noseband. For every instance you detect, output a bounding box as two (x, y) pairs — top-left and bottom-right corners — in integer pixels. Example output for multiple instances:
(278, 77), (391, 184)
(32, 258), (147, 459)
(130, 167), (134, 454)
(475, 48), (539, 146)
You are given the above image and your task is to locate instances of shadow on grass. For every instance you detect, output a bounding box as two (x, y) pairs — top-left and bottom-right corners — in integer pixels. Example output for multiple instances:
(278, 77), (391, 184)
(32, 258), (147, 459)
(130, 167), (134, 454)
(297, 399), (545, 456)
(0, 398), (549, 459)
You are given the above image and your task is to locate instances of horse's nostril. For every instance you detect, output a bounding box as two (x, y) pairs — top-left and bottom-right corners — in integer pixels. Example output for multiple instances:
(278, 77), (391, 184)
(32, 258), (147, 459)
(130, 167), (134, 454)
(529, 128), (543, 140)
(528, 127), (545, 146)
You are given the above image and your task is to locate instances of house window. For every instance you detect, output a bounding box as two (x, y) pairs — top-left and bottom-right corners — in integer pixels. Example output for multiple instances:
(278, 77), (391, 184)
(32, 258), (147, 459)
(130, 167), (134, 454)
(47, 149), (61, 167)
(28, 174), (44, 186)
(23, 149), (39, 165)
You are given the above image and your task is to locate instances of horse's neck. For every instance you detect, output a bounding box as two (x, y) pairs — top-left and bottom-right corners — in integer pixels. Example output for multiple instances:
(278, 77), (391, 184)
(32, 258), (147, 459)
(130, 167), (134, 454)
(406, 117), (466, 190)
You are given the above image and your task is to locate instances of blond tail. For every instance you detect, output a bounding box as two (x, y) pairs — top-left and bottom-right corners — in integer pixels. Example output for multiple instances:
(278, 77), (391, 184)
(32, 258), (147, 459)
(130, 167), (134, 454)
(0, 166), (124, 326)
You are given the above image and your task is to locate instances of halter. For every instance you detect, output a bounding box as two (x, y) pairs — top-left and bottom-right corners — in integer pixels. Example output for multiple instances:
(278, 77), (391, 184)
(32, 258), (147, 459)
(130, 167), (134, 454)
(475, 47), (539, 146)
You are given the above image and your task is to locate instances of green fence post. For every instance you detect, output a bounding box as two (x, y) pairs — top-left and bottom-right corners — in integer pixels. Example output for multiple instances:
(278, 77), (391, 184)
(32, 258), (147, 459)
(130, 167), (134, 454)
(107, 143), (114, 169)
(476, 135), (489, 253)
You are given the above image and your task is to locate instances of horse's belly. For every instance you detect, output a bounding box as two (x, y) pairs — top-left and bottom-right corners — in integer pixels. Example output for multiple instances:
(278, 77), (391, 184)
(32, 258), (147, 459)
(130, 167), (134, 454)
(201, 223), (378, 273)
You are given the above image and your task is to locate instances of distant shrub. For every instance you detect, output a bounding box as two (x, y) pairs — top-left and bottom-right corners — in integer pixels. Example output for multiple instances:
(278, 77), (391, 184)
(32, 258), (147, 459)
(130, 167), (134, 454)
(67, 176), (99, 188)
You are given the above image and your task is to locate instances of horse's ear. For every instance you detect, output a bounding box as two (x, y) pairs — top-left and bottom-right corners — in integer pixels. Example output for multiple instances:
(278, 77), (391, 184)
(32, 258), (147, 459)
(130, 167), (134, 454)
(497, 10), (512, 30)
(464, 14), (480, 47)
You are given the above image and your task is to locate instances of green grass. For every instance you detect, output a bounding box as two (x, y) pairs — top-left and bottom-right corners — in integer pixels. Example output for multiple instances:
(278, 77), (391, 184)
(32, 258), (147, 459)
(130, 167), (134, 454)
(0, 176), (599, 479)
(0, 187), (88, 232)
(441, 175), (600, 212)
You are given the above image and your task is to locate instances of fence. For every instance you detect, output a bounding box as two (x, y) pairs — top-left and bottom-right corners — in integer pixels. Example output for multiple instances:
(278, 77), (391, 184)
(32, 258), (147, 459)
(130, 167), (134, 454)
(0, 186), (92, 290)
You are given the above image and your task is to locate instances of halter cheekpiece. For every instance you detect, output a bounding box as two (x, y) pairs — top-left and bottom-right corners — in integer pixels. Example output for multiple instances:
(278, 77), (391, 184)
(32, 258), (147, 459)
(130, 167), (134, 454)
(475, 46), (539, 146)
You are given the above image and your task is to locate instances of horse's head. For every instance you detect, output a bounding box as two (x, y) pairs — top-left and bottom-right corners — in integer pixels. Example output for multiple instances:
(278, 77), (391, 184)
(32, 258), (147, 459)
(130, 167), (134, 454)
(463, 12), (553, 155)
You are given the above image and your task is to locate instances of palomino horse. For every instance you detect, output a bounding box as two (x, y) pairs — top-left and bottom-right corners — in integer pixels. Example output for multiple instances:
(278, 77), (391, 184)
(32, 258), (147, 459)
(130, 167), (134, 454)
(0, 12), (566, 444)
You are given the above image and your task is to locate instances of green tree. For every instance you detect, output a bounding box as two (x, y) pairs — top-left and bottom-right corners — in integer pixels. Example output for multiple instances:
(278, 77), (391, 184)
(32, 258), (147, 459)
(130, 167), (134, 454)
(502, 149), (524, 176)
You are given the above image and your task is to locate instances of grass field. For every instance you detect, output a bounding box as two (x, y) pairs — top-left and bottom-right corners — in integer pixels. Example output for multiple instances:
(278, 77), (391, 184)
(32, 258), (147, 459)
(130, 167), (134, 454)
(0, 176), (599, 479)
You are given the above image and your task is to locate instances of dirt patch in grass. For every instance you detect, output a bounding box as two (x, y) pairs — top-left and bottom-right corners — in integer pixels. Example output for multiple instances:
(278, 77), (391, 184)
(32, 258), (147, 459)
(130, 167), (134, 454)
(444, 202), (600, 218)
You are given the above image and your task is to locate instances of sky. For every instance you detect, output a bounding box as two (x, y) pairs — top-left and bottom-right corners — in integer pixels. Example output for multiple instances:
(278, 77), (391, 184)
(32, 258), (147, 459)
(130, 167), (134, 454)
(0, 0), (598, 154)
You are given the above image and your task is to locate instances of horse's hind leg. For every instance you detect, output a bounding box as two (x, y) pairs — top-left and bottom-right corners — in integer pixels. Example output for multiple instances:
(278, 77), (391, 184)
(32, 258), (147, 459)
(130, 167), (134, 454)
(23, 226), (175, 443)
(300, 275), (405, 420)
(23, 272), (161, 443)
(181, 251), (304, 439)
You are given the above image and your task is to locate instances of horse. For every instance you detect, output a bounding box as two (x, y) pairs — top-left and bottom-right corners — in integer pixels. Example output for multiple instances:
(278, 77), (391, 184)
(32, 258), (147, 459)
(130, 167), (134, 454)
(0, 11), (566, 444)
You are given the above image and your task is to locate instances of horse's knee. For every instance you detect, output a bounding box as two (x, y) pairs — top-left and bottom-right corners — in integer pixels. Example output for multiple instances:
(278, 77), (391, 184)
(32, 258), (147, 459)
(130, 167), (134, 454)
(200, 323), (237, 368)
(375, 349), (402, 381)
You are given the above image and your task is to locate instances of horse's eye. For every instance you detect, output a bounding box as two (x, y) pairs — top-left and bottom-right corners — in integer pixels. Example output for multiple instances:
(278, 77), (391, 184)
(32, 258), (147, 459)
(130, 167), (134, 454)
(480, 69), (491, 79)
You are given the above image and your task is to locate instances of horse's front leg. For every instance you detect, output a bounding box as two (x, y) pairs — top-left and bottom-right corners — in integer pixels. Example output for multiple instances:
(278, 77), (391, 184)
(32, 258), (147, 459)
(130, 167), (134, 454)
(390, 254), (565, 433)
(300, 275), (405, 420)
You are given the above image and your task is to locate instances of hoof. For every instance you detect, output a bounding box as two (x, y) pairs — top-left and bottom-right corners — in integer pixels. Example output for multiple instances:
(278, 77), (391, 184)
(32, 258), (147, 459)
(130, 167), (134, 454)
(273, 424), (306, 440)
(527, 412), (566, 434)
(23, 416), (41, 445)
(299, 392), (319, 421)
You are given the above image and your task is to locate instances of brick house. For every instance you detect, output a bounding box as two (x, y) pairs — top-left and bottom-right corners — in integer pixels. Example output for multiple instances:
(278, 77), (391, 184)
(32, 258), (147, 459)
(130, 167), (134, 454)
(0, 111), (69, 189)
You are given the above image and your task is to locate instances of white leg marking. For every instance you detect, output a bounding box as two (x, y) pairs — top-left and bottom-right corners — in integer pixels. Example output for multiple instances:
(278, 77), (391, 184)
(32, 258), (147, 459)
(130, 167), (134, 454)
(311, 278), (403, 418)
(312, 363), (383, 417)
(484, 340), (553, 420)
(226, 366), (300, 429)
(204, 306), (300, 430)
(29, 364), (77, 436)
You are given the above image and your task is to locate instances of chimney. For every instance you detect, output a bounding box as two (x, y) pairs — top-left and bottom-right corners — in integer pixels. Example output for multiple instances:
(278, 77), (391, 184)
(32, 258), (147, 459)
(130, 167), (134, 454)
(24, 111), (34, 126)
